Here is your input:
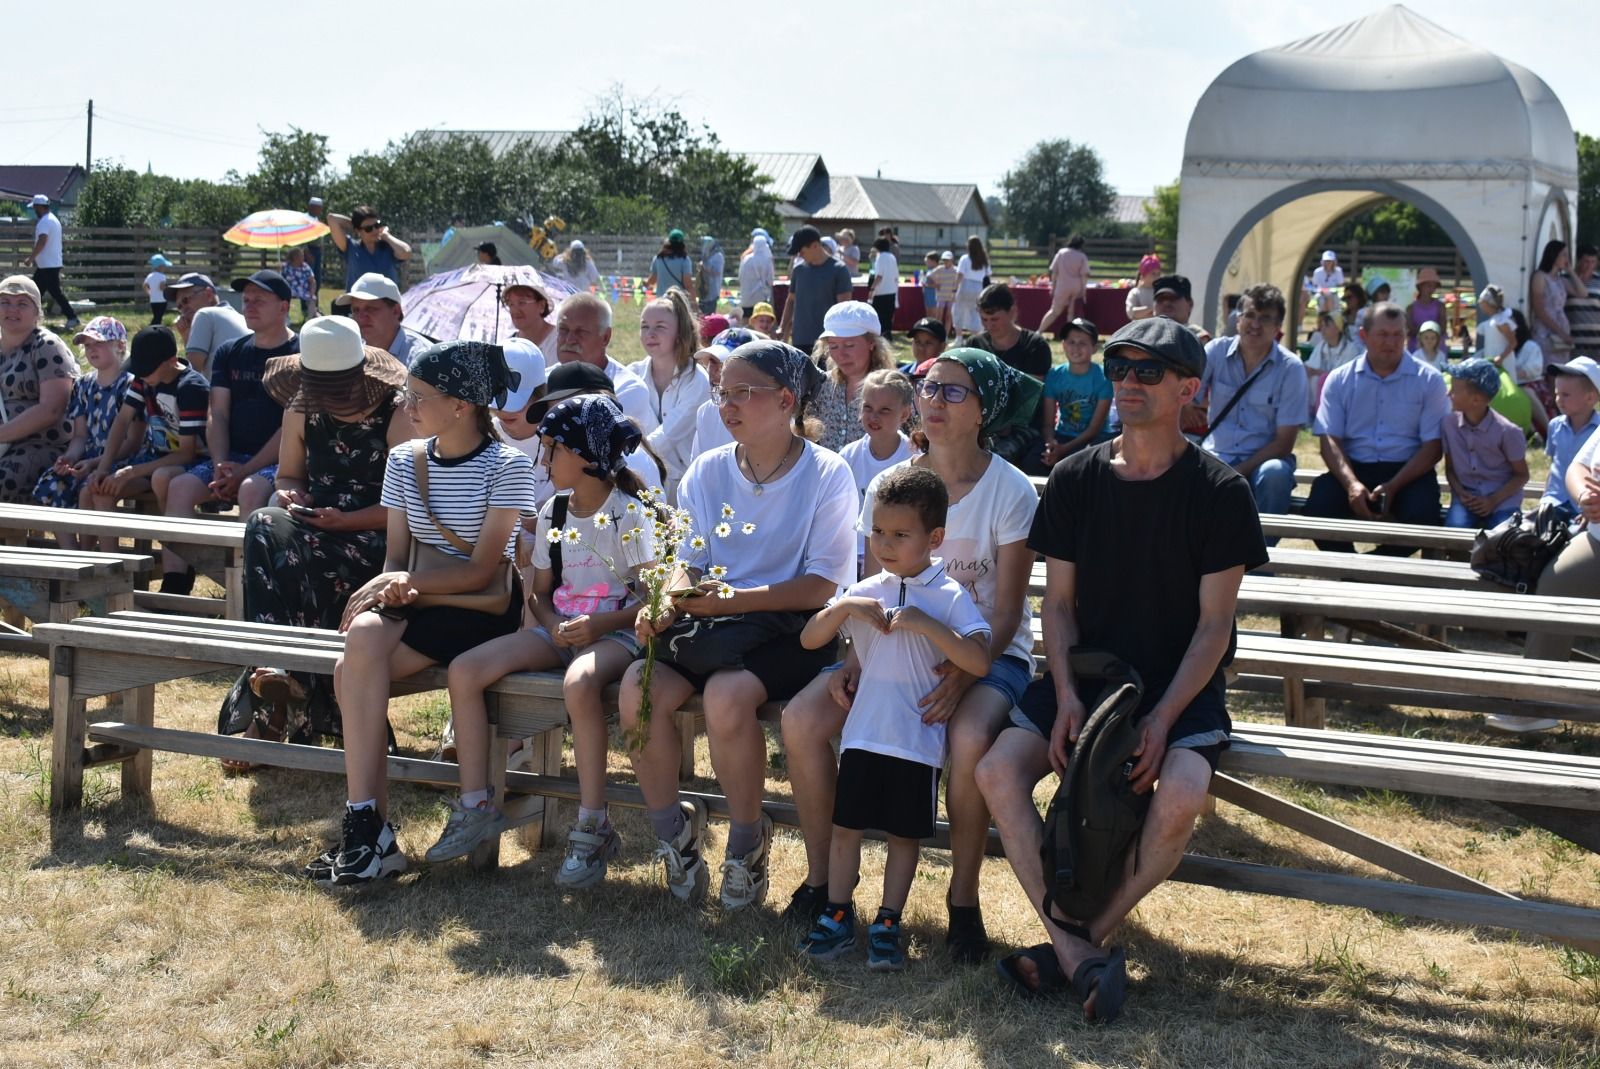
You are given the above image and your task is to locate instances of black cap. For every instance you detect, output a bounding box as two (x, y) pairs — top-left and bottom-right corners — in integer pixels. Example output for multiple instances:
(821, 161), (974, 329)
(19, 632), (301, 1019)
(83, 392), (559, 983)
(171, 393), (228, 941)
(908, 317), (947, 344)
(1103, 316), (1206, 378)
(1063, 316), (1099, 344)
(542, 361), (615, 404)
(787, 225), (822, 256)
(231, 269), (292, 302)
(163, 271), (215, 295)
(126, 325), (179, 378)
(1152, 275), (1191, 301)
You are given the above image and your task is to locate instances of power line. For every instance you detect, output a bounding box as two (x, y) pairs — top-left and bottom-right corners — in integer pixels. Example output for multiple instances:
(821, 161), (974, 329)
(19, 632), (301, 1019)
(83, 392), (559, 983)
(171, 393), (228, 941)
(95, 115), (255, 150)
(96, 106), (256, 148)
(14, 119), (78, 164)
(0, 113), (82, 125)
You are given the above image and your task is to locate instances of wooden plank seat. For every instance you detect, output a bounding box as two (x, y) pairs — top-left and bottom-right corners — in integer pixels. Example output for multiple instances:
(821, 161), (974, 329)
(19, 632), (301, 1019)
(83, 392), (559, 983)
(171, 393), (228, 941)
(37, 611), (1600, 950)
(0, 503), (245, 617)
(1257, 547), (1489, 589)
(0, 546), (152, 655)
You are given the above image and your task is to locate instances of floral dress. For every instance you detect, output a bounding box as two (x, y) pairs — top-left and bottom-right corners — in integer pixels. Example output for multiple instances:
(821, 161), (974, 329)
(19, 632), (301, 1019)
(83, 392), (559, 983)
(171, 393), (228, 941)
(813, 378), (864, 454)
(219, 396), (398, 741)
(32, 371), (132, 508)
(0, 327), (77, 503)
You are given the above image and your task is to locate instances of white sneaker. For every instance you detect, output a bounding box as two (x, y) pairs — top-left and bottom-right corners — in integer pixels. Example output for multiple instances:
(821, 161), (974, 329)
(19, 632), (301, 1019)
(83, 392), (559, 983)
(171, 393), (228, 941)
(652, 797), (709, 904)
(1484, 713), (1561, 734)
(555, 820), (621, 889)
(719, 812), (773, 912)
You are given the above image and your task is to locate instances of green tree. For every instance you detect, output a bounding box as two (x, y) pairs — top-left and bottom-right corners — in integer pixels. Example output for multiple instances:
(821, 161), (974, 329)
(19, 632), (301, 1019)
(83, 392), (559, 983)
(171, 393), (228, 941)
(246, 127), (332, 209)
(1144, 179), (1181, 245)
(1578, 132), (1599, 243)
(999, 139), (1115, 247)
(1323, 201), (1449, 246)
(75, 161), (142, 227)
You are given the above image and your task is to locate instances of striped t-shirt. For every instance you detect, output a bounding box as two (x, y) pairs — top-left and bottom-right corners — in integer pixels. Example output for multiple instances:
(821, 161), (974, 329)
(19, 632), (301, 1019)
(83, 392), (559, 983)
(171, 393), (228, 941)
(380, 437), (536, 560)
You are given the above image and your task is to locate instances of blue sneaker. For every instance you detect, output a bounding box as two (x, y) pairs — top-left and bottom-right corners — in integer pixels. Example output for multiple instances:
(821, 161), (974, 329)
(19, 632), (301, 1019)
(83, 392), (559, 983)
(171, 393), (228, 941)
(867, 911), (906, 971)
(803, 905), (857, 961)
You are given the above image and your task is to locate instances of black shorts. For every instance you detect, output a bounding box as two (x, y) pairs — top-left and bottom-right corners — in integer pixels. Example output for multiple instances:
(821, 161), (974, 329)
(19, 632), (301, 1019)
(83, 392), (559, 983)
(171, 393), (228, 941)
(1013, 672), (1231, 773)
(393, 574), (524, 666)
(661, 628), (839, 701)
(833, 749), (941, 840)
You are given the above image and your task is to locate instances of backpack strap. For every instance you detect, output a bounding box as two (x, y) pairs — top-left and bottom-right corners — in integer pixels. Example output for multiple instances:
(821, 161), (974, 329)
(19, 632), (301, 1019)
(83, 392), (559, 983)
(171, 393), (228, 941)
(410, 439), (477, 558)
(548, 492), (569, 592)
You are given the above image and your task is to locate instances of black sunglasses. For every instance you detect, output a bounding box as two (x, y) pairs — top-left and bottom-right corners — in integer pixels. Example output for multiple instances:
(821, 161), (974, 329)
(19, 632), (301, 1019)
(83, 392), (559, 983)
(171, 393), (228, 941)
(1104, 357), (1171, 385)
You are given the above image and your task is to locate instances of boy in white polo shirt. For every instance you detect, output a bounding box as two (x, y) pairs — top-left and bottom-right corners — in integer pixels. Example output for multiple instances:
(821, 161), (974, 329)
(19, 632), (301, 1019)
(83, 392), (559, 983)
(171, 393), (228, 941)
(798, 465), (992, 971)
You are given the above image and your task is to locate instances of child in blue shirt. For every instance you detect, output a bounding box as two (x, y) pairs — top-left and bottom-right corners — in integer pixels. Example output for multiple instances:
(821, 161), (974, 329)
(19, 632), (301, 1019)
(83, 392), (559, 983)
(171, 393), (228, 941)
(1542, 358), (1600, 517)
(1041, 317), (1112, 467)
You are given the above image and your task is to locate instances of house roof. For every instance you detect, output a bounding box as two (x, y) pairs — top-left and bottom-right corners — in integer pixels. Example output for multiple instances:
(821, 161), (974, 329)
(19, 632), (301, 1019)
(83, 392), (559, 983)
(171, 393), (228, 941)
(0, 164), (85, 204)
(807, 176), (987, 226)
(735, 153), (826, 205)
(1109, 194), (1154, 226)
(408, 129), (569, 156)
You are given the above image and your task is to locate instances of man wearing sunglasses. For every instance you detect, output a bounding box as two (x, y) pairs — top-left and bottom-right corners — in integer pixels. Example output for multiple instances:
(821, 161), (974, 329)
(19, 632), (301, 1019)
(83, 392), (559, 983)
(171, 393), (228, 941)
(975, 316), (1267, 1019)
(328, 204), (411, 292)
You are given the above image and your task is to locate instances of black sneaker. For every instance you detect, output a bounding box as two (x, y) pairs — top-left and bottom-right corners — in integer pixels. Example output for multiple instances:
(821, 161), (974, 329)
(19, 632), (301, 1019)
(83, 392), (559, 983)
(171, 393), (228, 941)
(301, 843), (338, 882)
(161, 566), (196, 597)
(782, 881), (830, 929)
(946, 902), (989, 964)
(326, 807), (407, 886)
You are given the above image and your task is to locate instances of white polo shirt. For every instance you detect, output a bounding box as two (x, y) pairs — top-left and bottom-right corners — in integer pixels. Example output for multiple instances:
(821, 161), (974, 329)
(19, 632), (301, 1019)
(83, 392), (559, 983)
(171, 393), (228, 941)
(837, 559), (991, 768)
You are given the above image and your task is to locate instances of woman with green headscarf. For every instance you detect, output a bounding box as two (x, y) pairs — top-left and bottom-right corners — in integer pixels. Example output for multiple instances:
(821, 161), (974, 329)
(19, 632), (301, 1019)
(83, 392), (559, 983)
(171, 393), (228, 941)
(779, 347), (1042, 963)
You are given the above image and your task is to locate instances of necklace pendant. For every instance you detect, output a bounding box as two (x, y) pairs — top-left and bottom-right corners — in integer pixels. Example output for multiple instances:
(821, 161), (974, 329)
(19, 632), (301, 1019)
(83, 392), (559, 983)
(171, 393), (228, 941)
(752, 483), (764, 496)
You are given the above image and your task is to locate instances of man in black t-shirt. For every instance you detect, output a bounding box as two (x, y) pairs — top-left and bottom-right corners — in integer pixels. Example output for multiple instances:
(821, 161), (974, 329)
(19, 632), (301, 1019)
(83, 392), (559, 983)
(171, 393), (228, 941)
(967, 283), (1051, 470)
(974, 316), (1267, 1021)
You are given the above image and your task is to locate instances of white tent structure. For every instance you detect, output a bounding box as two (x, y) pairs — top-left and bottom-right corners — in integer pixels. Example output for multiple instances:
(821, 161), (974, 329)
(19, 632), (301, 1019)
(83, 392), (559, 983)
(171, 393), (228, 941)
(1176, 5), (1578, 337)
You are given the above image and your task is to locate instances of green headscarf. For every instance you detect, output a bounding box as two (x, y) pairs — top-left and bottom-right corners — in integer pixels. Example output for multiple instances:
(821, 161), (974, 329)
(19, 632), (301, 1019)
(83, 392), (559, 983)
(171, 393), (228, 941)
(935, 347), (1044, 438)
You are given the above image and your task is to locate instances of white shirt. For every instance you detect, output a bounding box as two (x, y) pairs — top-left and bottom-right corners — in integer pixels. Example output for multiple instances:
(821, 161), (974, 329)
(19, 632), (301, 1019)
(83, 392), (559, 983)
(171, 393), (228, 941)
(838, 433), (913, 565)
(531, 488), (656, 617)
(869, 251), (899, 300)
(837, 559), (991, 767)
(642, 362), (713, 501)
(678, 440), (857, 592)
(861, 455), (1037, 665)
(691, 398), (733, 458)
(144, 271), (168, 302)
(601, 355), (659, 436)
(33, 211), (63, 269)
(1479, 308), (1514, 361)
(1512, 340), (1545, 386)
(1309, 266), (1344, 293)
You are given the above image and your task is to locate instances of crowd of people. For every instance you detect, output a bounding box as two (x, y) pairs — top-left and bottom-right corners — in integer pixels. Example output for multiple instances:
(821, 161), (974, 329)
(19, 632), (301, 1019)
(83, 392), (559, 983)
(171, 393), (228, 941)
(6, 202), (1599, 1021)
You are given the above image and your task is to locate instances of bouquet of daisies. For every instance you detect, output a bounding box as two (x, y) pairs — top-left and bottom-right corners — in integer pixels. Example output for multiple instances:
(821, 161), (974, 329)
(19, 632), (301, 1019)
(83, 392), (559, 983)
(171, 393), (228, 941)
(550, 489), (754, 749)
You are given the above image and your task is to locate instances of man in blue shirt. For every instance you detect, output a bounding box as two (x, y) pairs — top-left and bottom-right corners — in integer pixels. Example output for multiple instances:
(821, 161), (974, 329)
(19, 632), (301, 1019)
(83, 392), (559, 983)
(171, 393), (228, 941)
(1196, 284), (1306, 519)
(1304, 302), (1449, 553)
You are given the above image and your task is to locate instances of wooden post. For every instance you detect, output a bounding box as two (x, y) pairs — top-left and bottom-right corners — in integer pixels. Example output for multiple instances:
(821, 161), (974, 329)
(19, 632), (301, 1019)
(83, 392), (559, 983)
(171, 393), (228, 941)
(678, 711), (698, 783)
(120, 685), (155, 800)
(223, 555), (244, 620)
(49, 646), (85, 811)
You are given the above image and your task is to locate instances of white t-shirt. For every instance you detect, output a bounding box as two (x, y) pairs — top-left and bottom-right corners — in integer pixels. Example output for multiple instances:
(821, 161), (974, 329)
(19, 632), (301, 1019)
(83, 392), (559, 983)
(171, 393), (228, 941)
(1309, 266), (1344, 293)
(956, 255), (986, 291)
(602, 355), (659, 436)
(1512, 340), (1545, 386)
(531, 488), (655, 618)
(1479, 308), (1514, 361)
(1574, 429), (1600, 543)
(380, 438), (536, 560)
(861, 454), (1037, 665)
(838, 432), (913, 564)
(33, 212), (63, 269)
(870, 251), (899, 300)
(691, 398), (733, 458)
(677, 440), (857, 592)
(837, 559), (991, 767)
(642, 362), (713, 501)
(144, 271), (168, 302)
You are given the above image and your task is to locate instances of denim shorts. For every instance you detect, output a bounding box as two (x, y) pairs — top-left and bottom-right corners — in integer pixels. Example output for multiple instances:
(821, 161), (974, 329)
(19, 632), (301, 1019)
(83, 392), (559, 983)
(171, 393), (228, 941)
(531, 625), (642, 663)
(971, 654), (1034, 706)
(185, 453), (278, 486)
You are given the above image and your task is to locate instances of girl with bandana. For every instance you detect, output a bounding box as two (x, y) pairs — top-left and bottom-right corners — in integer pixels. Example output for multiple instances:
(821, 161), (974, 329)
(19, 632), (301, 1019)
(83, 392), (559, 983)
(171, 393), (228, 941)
(429, 395), (657, 880)
(780, 348), (1042, 961)
(305, 340), (537, 887)
(638, 287), (712, 501)
(625, 339), (858, 911)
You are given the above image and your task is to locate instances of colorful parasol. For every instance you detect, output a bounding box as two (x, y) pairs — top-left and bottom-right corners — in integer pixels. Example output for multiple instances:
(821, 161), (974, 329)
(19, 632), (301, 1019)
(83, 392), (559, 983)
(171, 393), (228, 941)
(223, 209), (332, 249)
(401, 263), (577, 344)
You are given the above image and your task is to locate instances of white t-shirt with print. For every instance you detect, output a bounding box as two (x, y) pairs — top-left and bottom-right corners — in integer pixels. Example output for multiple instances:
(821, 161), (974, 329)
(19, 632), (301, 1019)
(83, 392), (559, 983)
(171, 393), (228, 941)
(839, 432), (913, 565)
(531, 488), (656, 618)
(861, 454), (1037, 665)
(677, 440), (857, 592)
(837, 559), (991, 768)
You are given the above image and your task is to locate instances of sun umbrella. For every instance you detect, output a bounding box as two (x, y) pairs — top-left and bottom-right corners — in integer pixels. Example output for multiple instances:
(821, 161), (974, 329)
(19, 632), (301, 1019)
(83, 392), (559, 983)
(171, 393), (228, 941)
(223, 209), (331, 249)
(401, 263), (577, 344)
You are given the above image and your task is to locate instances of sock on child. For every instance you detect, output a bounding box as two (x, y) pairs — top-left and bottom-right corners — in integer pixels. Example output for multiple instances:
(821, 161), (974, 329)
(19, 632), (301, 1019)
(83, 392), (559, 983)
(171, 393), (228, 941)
(648, 804), (685, 843)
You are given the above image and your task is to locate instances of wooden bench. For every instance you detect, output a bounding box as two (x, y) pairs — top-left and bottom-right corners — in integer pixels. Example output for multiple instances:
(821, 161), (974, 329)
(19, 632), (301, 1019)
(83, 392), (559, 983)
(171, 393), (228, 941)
(0, 546), (152, 654)
(36, 611), (1600, 951)
(0, 503), (244, 617)
(1259, 547), (1489, 589)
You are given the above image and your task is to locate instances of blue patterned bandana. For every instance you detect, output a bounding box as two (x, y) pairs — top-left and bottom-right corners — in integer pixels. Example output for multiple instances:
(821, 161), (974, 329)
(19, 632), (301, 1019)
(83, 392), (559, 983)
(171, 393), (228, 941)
(410, 340), (516, 408)
(726, 339), (825, 406)
(1447, 357), (1501, 401)
(537, 395), (641, 478)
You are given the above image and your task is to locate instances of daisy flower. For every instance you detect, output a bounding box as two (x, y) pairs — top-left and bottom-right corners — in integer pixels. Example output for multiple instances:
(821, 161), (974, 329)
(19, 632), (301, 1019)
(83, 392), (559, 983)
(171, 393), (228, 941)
(593, 512), (613, 529)
(563, 528), (582, 544)
(714, 523), (731, 538)
(546, 529), (564, 543)
(708, 565), (728, 579)
(690, 535), (707, 551)
(741, 522), (756, 535)
(721, 503), (735, 519)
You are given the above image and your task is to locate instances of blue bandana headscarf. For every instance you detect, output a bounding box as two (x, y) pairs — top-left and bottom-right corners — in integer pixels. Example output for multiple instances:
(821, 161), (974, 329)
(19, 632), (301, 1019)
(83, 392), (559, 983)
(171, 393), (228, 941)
(1447, 357), (1502, 401)
(537, 395), (641, 479)
(726, 339), (826, 406)
(410, 340), (517, 408)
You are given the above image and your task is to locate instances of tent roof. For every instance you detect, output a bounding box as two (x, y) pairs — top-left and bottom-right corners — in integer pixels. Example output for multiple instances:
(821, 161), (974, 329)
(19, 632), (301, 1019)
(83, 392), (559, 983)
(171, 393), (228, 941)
(1184, 4), (1576, 182)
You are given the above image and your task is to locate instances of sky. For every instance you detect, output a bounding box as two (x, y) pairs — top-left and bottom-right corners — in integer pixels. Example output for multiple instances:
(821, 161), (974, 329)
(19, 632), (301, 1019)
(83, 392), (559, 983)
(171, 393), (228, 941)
(10, 0), (1597, 201)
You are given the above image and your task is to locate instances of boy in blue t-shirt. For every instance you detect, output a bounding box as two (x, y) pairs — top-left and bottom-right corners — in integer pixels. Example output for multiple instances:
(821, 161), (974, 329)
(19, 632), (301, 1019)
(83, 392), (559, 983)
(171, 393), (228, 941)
(1542, 358), (1600, 517)
(798, 466), (991, 972)
(1041, 317), (1112, 467)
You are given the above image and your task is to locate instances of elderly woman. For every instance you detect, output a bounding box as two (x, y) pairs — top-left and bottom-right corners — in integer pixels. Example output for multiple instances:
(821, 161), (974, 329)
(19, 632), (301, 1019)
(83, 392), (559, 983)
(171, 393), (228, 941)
(0, 276), (76, 502)
(218, 316), (413, 767)
(328, 205), (412, 291)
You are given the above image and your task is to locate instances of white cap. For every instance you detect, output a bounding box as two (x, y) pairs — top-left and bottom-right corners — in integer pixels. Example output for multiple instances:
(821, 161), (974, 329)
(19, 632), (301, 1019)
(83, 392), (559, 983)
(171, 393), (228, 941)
(333, 272), (403, 306)
(499, 338), (548, 411)
(818, 301), (881, 340)
(940, 250), (954, 261)
(1320, 249), (1337, 262)
(1548, 355), (1600, 395)
(308, 196), (324, 207)
(570, 239), (584, 250)
(29, 194), (49, 207)
(299, 316), (366, 372)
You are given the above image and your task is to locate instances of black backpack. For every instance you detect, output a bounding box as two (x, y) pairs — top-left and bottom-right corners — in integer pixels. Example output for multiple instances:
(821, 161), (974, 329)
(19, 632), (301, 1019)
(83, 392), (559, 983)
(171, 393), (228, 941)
(1469, 502), (1579, 594)
(1040, 650), (1150, 928)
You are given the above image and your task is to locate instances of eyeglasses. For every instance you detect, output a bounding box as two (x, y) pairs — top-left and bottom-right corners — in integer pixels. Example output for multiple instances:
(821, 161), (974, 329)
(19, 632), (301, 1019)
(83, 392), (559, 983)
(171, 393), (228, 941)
(359, 223), (382, 233)
(399, 388), (448, 408)
(914, 379), (974, 404)
(711, 384), (783, 406)
(1103, 358), (1170, 385)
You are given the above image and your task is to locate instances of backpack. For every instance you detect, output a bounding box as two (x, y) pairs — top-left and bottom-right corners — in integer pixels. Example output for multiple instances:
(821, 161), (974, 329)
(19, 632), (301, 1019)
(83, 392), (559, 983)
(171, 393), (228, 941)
(1040, 650), (1150, 928)
(1469, 502), (1579, 594)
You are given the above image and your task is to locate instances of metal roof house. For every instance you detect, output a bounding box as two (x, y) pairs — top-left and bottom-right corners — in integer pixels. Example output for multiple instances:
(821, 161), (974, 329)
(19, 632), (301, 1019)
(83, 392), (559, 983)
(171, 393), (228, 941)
(0, 165), (87, 219)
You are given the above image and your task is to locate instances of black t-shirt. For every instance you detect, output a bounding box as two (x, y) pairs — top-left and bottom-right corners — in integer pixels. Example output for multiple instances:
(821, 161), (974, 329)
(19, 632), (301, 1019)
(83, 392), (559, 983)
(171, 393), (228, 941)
(210, 333), (296, 457)
(971, 328), (1052, 423)
(1027, 440), (1268, 700)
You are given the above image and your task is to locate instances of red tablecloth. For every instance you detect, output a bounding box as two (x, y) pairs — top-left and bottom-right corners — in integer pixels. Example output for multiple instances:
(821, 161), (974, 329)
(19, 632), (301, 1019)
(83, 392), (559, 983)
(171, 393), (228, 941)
(770, 282), (1131, 335)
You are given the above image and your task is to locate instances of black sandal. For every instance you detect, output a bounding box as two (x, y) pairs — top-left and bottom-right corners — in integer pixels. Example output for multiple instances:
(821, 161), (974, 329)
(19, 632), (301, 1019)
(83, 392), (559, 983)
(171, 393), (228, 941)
(995, 943), (1068, 997)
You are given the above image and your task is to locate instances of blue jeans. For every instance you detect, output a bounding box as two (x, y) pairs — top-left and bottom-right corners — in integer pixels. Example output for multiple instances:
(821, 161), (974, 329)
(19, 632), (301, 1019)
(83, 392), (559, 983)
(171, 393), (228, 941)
(1246, 457), (1296, 516)
(1444, 499), (1519, 530)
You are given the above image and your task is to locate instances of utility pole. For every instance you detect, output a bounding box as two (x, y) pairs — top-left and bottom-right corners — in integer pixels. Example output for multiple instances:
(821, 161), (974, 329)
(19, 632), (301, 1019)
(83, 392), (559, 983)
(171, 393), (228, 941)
(85, 99), (93, 173)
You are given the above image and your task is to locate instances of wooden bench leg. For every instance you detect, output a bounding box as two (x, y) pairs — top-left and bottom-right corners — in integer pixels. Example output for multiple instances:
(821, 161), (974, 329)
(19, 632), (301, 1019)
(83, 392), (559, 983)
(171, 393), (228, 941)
(224, 559), (244, 620)
(1280, 614), (1327, 730)
(49, 648), (86, 812)
(120, 685), (155, 800)
(469, 735), (509, 871)
(514, 726), (568, 855)
(679, 711), (699, 783)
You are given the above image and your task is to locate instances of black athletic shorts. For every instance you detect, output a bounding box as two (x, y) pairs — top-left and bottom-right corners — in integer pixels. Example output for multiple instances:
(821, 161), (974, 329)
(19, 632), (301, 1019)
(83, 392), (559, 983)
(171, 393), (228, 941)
(1013, 672), (1231, 773)
(833, 748), (941, 840)
(661, 629), (838, 702)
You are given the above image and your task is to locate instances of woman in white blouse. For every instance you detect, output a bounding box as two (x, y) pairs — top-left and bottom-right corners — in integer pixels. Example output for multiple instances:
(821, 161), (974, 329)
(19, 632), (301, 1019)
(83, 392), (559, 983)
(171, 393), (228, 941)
(638, 287), (711, 499)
